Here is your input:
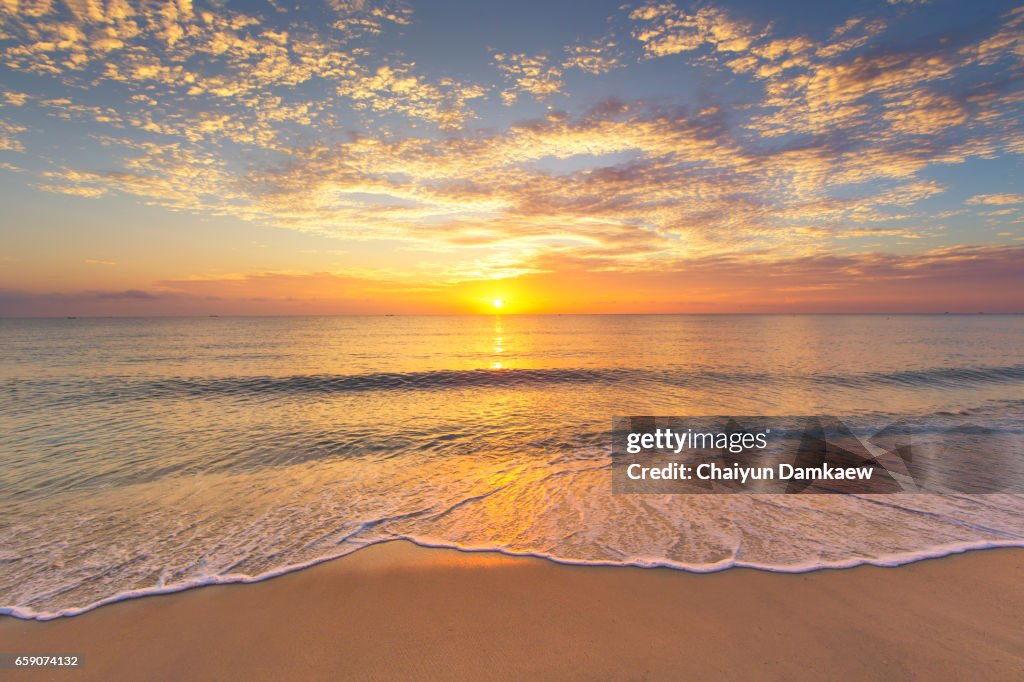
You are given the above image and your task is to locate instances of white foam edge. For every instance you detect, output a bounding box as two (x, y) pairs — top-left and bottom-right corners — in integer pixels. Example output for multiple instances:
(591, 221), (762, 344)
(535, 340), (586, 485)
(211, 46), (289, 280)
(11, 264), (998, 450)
(3, 536), (1023, 621)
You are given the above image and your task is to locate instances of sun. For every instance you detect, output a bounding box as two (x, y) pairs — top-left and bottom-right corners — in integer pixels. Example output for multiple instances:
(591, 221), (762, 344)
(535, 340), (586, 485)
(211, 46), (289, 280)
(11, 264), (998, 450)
(492, 298), (504, 309)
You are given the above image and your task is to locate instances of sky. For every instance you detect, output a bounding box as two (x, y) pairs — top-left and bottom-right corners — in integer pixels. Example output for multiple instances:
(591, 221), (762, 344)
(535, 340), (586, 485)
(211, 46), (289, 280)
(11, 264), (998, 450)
(0, 0), (1022, 315)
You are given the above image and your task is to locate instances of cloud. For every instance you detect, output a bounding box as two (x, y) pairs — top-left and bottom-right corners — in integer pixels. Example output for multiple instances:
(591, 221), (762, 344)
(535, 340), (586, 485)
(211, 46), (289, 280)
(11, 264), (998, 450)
(95, 288), (156, 300)
(0, 0), (464, 137)
(27, 91), (1013, 280)
(39, 182), (108, 197)
(2, 90), (27, 105)
(0, 0), (1021, 303)
(967, 193), (1024, 205)
(624, 2), (1024, 153)
(563, 36), (622, 74)
(0, 119), (26, 151)
(493, 52), (564, 104)
(629, 3), (764, 58)
(517, 244), (1024, 313)
(336, 64), (487, 129)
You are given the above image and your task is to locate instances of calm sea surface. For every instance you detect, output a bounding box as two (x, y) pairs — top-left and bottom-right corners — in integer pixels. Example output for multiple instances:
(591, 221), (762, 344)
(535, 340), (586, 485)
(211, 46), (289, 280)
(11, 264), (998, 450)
(1, 315), (1022, 618)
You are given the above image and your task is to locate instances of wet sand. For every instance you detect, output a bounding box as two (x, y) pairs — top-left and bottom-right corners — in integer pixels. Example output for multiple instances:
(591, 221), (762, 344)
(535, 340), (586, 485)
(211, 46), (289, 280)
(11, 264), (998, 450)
(2, 542), (1022, 680)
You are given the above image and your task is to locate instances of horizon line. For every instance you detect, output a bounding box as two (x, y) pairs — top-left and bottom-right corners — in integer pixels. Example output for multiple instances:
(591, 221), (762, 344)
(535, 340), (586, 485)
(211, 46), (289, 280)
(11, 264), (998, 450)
(3, 312), (1022, 320)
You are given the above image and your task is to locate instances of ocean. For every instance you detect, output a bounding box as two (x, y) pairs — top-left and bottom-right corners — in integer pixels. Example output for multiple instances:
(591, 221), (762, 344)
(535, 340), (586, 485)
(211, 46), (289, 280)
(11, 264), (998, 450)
(1, 315), (1022, 619)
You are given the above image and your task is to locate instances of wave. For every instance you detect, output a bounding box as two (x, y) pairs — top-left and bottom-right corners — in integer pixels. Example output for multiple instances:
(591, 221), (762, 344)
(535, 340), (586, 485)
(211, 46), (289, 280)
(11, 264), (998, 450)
(821, 364), (1024, 389)
(6, 363), (1024, 403)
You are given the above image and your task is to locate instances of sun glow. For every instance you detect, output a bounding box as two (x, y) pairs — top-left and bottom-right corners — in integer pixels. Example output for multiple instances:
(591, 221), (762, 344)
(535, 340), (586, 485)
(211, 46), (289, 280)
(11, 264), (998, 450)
(492, 298), (504, 309)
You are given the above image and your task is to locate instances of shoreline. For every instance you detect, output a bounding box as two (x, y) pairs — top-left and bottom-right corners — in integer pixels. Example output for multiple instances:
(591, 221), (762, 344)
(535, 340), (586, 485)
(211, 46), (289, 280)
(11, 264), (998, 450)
(5, 537), (1023, 622)
(2, 541), (1021, 680)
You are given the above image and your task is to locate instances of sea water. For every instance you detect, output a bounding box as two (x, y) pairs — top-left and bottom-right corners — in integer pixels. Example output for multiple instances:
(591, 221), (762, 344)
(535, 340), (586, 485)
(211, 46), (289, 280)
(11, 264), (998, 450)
(1, 315), (1022, 619)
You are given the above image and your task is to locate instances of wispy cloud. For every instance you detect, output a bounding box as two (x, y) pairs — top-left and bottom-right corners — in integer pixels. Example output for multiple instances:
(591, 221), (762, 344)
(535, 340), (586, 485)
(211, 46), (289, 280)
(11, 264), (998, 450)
(967, 193), (1024, 205)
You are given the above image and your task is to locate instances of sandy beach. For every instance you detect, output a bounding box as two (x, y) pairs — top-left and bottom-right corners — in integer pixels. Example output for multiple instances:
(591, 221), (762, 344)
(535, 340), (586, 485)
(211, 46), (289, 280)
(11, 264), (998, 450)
(2, 541), (1021, 680)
